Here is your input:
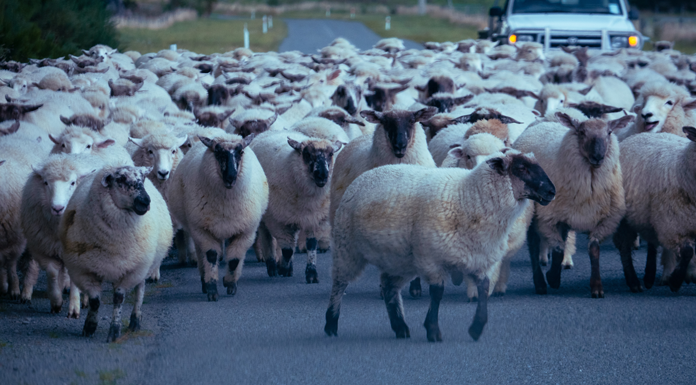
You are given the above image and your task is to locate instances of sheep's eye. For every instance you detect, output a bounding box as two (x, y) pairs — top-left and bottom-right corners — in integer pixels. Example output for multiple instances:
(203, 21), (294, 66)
(62, 144), (66, 148)
(666, 100), (674, 106)
(44, 181), (48, 186)
(466, 155), (471, 160)
(148, 150), (154, 154)
(71, 181), (75, 186)
(86, 145), (91, 149)
(172, 149), (176, 154)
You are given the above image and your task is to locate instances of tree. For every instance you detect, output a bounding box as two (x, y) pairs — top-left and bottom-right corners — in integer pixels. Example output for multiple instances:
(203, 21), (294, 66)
(0, 0), (120, 62)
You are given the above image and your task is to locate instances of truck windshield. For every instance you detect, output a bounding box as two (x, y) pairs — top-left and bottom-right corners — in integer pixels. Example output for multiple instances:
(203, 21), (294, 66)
(511, 0), (624, 15)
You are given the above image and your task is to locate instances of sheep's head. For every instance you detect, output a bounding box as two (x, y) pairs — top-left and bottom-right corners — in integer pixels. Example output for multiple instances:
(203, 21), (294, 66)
(199, 134), (254, 189)
(516, 43), (545, 62)
(315, 107), (365, 129)
(331, 83), (363, 116)
(556, 112), (633, 168)
(60, 114), (105, 132)
(129, 135), (188, 181)
(458, 53), (483, 73)
(230, 114), (277, 138)
(421, 93), (474, 113)
(0, 61), (24, 73)
(50, 128), (114, 155)
(361, 107), (437, 158)
(287, 137), (343, 188)
(101, 166), (152, 215)
(32, 156), (96, 216)
(196, 108), (235, 128)
(420, 114), (461, 138)
(108, 79), (144, 97)
(364, 84), (408, 112)
(207, 84), (232, 106)
(487, 150), (555, 205)
(453, 107), (522, 126)
(415, 76), (455, 99)
(634, 91), (696, 133)
(0, 101), (43, 122)
(568, 102), (623, 119)
(446, 133), (506, 170)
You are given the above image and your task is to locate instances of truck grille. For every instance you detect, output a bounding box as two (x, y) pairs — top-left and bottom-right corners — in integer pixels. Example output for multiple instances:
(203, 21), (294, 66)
(540, 33), (602, 48)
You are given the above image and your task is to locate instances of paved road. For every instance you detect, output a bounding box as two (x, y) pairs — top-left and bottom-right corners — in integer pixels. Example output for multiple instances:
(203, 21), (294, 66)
(1, 233), (695, 385)
(279, 19), (422, 53)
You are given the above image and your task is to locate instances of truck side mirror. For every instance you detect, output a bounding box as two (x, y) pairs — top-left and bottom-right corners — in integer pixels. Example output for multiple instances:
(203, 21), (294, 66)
(489, 6), (503, 17)
(629, 9), (640, 20)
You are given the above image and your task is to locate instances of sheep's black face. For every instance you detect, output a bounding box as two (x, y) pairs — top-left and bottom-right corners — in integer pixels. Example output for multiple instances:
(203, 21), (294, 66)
(237, 120), (270, 138)
(207, 85), (229, 106)
(101, 166), (152, 215)
(381, 113), (417, 158)
(365, 88), (388, 112)
(213, 143), (244, 189)
(302, 144), (334, 188)
(506, 154), (555, 205)
(331, 85), (361, 116)
(426, 77), (455, 98)
(0, 103), (42, 122)
(576, 120), (612, 168)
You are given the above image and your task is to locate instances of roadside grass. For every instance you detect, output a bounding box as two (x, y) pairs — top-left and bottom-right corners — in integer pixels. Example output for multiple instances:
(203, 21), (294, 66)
(281, 11), (480, 43)
(119, 17), (287, 54)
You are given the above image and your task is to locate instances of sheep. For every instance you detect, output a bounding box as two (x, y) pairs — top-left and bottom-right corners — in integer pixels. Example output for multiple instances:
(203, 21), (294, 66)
(32, 72), (75, 92)
(331, 82), (363, 117)
(194, 106), (236, 128)
(60, 165), (173, 342)
(364, 83), (409, 112)
(613, 127), (696, 293)
(306, 106), (366, 140)
(19, 154), (97, 315)
(0, 101), (43, 123)
(616, 81), (696, 140)
(441, 133), (506, 169)
(49, 125), (115, 155)
(168, 132), (268, 300)
(250, 131), (343, 283)
(325, 150), (555, 341)
(128, 130), (188, 203)
(108, 79), (144, 97)
(513, 112), (633, 298)
(228, 109), (277, 138)
(290, 117), (350, 145)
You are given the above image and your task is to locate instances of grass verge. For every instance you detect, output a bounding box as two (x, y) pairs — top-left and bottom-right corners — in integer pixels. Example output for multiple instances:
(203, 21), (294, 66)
(119, 17), (287, 54)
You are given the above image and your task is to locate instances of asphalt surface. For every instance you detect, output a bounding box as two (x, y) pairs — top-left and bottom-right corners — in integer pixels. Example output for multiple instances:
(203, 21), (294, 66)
(279, 19), (422, 53)
(1, 232), (695, 385)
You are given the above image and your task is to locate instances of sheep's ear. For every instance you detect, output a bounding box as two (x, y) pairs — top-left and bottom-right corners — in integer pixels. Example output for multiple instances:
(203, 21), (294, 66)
(347, 116), (365, 126)
(683, 126), (696, 142)
(486, 156), (508, 175)
(101, 172), (113, 187)
(327, 69), (341, 81)
(452, 113), (473, 124)
(60, 116), (72, 125)
(219, 109), (236, 122)
(414, 107), (438, 122)
(532, 110), (541, 117)
(555, 112), (578, 130)
(608, 115), (634, 133)
(21, 104), (43, 114)
(82, 49), (91, 56)
(79, 168), (98, 180)
(287, 137), (303, 152)
(579, 86), (593, 96)
(128, 137), (144, 148)
(497, 115), (523, 124)
(453, 94), (474, 106)
(138, 166), (154, 178)
(0, 160), (5, 166)
(242, 133), (255, 148)
(275, 104), (292, 115)
(175, 135), (188, 148)
(332, 140), (345, 153)
(2, 121), (21, 135)
(360, 110), (382, 124)
(388, 84), (409, 95)
(97, 139), (115, 149)
(49, 134), (60, 145)
(31, 164), (40, 175)
(198, 136), (215, 149)
(266, 114), (278, 126)
(202, 83), (210, 90)
(414, 84), (427, 93)
(682, 98), (696, 111)
(448, 146), (465, 159)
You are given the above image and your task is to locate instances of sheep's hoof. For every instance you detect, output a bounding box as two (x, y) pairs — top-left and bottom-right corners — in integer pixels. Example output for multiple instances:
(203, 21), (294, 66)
(492, 291), (505, 297)
(590, 285), (605, 298)
(145, 277), (158, 284)
(409, 278), (422, 298)
(394, 322), (410, 339)
(424, 323), (442, 342)
(468, 296), (478, 303)
(107, 323), (121, 343)
(546, 270), (561, 289)
(562, 263), (573, 270)
(201, 278), (207, 293)
(82, 320), (98, 337)
(224, 282), (237, 296)
(539, 260), (547, 267)
(468, 320), (486, 341)
(265, 258), (277, 277)
(129, 314), (141, 332)
(318, 247), (330, 254)
(63, 288), (70, 295)
(278, 261), (293, 277)
(50, 304), (62, 314)
(19, 297), (31, 304)
(9, 292), (20, 301)
(206, 281), (218, 301)
(67, 309), (80, 319)
(305, 264), (319, 284)
(324, 309), (339, 336)
(668, 274), (686, 293)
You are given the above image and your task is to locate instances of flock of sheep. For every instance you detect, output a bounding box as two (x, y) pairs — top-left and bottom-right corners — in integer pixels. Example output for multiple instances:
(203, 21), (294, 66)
(1, 37), (695, 343)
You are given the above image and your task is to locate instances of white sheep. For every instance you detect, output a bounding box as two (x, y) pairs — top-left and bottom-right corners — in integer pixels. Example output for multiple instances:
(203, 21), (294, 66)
(60, 165), (173, 342)
(513, 112), (632, 298)
(251, 130), (343, 283)
(325, 150), (555, 341)
(306, 106), (366, 140)
(168, 132), (268, 300)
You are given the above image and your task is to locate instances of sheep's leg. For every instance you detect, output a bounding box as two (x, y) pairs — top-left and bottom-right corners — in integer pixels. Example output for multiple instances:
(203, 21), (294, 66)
(325, 280), (349, 337)
(468, 276), (490, 341)
(6, 249), (22, 300)
(546, 223), (569, 290)
(589, 240), (604, 298)
(325, 250), (367, 337)
(277, 227), (299, 277)
(297, 229), (307, 253)
(660, 248), (676, 285)
(562, 231), (576, 269)
(527, 219), (547, 294)
(60, 266), (71, 293)
(257, 223), (277, 277)
(20, 258), (40, 304)
(493, 258), (511, 296)
(668, 242), (694, 293)
(129, 281), (145, 332)
(644, 243), (658, 289)
(0, 262), (8, 294)
(81, 279), (102, 337)
(196, 248), (206, 293)
(613, 219), (642, 292)
(223, 232), (253, 295)
(146, 262), (161, 283)
(381, 273), (410, 339)
(465, 276), (478, 301)
(175, 229), (189, 266)
(202, 247), (220, 302)
(539, 238), (549, 266)
(46, 262), (65, 313)
(423, 281), (444, 342)
(67, 280), (81, 319)
(305, 230), (319, 284)
(107, 287), (125, 343)
(409, 277), (422, 298)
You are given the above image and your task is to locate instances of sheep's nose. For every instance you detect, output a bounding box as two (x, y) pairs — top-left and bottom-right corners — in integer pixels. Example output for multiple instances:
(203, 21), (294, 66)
(642, 113), (653, 119)
(51, 205), (65, 215)
(158, 170), (169, 179)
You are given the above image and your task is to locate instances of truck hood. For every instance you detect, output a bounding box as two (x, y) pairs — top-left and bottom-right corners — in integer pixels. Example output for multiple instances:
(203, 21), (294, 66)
(508, 14), (637, 32)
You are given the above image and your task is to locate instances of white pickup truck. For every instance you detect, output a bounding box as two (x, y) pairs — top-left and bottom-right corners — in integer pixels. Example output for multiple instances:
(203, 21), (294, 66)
(483, 0), (645, 50)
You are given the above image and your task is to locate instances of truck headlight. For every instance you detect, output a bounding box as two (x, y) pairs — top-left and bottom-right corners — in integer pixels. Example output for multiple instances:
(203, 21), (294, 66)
(611, 36), (628, 49)
(628, 36), (639, 47)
